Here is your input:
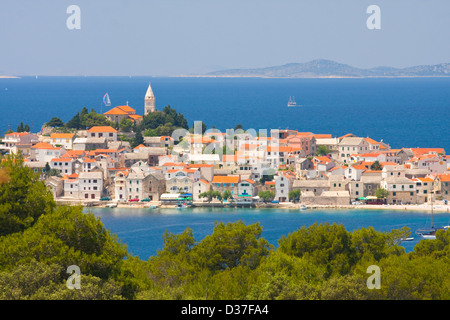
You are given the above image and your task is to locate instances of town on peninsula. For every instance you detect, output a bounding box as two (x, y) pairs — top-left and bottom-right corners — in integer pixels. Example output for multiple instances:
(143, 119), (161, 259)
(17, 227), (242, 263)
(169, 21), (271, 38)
(1, 83), (449, 212)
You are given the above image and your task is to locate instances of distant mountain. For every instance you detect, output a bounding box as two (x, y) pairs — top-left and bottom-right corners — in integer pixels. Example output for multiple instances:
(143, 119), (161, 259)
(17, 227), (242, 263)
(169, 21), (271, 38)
(203, 59), (450, 78)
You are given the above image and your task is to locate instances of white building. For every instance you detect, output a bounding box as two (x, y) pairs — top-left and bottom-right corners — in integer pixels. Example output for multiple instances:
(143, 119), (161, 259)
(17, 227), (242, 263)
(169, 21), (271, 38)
(30, 142), (66, 163)
(87, 126), (118, 142)
(50, 157), (75, 176)
(78, 171), (104, 200)
(49, 133), (76, 150)
(274, 171), (295, 202)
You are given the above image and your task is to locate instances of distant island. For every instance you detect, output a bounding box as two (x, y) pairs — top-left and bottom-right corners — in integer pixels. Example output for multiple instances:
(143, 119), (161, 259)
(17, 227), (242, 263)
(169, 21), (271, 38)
(193, 59), (450, 78)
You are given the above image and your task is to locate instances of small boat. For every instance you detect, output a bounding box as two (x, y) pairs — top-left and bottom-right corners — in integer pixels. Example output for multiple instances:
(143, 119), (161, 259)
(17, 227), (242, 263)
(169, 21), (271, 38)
(106, 203), (117, 208)
(103, 93), (111, 107)
(287, 96), (297, 107)
(415, 200), (447, 240)
(300, 204), (307, 210)
(400, 237), (414, 241)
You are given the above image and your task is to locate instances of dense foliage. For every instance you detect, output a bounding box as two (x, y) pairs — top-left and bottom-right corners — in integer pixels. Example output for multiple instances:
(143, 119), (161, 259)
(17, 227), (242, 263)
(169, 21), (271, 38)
(0, 154), (449, 300)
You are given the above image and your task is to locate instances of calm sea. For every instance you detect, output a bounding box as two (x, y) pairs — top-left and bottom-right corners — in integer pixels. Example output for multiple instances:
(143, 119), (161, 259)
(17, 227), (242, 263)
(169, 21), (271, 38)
(0, 76), (450, 151)
(89, 207), (450, 259)
(2, 76), (450, 259)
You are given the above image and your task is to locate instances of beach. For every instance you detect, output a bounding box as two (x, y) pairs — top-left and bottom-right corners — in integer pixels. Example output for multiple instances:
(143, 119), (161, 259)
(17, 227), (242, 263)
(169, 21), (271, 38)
(59, 198), (450, 213)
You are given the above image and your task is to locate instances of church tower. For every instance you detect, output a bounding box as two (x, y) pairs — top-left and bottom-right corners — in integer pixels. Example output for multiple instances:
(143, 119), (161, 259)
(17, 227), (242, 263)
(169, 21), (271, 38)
(144, 82), (156, 115)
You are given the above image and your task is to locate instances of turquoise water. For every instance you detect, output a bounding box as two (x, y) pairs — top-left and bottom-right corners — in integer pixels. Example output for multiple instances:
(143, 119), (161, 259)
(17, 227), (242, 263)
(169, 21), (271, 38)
(1, 76), (450, 151)
(89, 207), (450, 260)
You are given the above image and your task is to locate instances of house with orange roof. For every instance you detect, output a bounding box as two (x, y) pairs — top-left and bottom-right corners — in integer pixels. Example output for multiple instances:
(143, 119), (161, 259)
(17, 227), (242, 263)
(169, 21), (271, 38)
(265, 146), (293, 168)
(81, 157), (102, 174)
(338, 137), (370, 163)
(103, 105), (142, 124)
(381, 176), (417, 204)
(411, 177), (434, 204)
(238, 179), (257, 197)
(63, 173), (81, 199)
(160, 162), (186, 174)
(185, 134), (220, 155)
(186, 163), (214, 182)
(87, 126), (118, 141)
(364, 137), (384, 152)
(166, 175), (195, 195)
(50, 133), (76, 150)
(404, 154), (447, 174)
(212, 175), (240, 196)
(315, 137), (340, 159)
(125, 170), (165, 201)
(166, 167), (200, 181)
(350, 152), (386, 163)
(193, 179), (211, 201)
(114, 169), (129, 201)
(344, 164), (367, 181)
(435, 173), (450, 202)
(143, 136), (174, 148)
(30, 142), (66, 163)
(1, 132), (39, 155)
(50, 157), (78, 176)
(274, 171), (295, 202)
(410, 148), (445, 156)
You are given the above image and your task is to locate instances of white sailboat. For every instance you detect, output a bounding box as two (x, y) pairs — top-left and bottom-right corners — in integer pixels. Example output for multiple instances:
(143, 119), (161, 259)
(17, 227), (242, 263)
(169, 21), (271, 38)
(415, 195), (446, 240)
(288, 97), (297, 107)
(287, 96), (297, 107)
(103, 93), (111, 107)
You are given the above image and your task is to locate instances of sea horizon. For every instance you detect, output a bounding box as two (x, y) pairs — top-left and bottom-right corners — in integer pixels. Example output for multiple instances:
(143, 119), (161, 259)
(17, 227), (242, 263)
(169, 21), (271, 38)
(1, 76), (450, 152)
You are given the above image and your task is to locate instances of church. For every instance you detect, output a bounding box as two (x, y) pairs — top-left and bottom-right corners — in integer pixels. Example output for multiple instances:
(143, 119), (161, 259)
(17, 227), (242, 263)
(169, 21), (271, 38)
(103, 83), (156, 124)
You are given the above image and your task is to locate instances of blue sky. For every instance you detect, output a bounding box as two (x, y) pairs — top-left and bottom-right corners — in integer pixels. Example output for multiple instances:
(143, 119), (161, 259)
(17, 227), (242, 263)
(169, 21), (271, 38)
(1, 0), (450, 76)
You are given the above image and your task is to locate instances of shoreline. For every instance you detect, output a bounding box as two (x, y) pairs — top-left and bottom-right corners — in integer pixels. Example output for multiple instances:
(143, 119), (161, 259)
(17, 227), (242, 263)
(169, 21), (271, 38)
(56, 199), (450, 213)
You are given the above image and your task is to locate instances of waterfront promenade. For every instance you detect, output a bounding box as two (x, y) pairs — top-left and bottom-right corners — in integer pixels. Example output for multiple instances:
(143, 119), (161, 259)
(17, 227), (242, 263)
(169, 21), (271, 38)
(57, 198), (450, 213)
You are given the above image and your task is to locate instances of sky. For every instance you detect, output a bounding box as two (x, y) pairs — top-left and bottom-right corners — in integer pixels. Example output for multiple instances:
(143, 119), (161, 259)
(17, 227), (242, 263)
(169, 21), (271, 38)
(1, 0), (450, 76)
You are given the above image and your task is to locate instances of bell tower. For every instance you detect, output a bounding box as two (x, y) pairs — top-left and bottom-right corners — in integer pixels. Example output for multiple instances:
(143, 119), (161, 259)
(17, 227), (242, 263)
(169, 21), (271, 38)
(144, 82), (156, 115)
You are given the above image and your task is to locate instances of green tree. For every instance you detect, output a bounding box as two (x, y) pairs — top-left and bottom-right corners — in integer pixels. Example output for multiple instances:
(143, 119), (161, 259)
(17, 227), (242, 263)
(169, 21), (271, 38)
(192, 221), (273, 272)
(66, 112), (81, 129)
(16, 122), (31, 132)
(0, 154), (55, 236)
(375, 188), (389, 199)
(288, 189), (301, 203)
(370, 160), (383, 171)
(316, 145), (330, 156)
(258, 190), (275, 203)
(82, 109), (114, 128)
(119, 118), (134, 132)
(45, 117), (64, 128)
(131, 130), (144, 148)
(278, 223), (356, 277)
(222, 190), (232, 202)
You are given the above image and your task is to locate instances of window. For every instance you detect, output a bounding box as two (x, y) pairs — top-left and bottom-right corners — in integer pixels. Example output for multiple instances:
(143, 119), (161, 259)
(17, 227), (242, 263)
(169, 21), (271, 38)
(356, 191), (359, 195)
(410, 192), (414, 196)
(393, 185), (396, 189)
(393, 192), (396, 196)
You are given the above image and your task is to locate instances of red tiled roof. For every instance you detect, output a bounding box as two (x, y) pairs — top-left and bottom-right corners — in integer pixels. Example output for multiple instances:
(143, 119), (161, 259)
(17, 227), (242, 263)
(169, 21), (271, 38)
(212, 176), (240, 184)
